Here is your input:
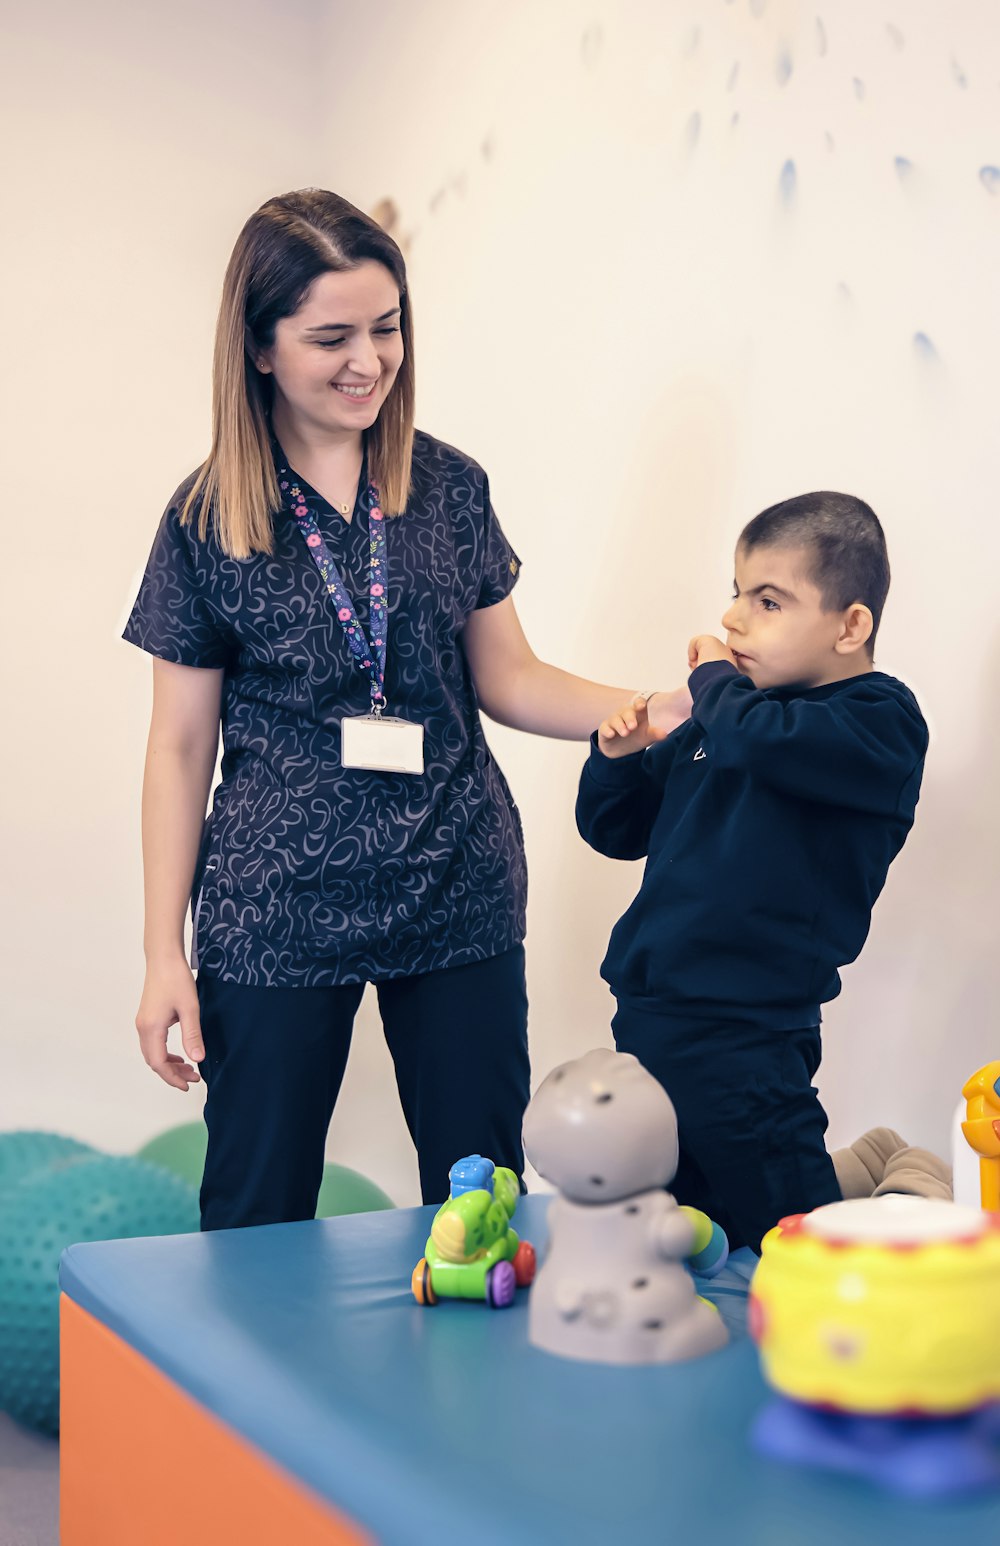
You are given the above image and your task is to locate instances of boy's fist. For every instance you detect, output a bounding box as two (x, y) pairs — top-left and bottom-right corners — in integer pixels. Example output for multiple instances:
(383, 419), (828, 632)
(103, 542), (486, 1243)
(688, 635), (737, 671)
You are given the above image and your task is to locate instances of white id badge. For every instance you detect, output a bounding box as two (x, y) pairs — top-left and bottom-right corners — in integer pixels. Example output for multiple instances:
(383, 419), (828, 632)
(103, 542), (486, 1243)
(341, 714), (425, 774)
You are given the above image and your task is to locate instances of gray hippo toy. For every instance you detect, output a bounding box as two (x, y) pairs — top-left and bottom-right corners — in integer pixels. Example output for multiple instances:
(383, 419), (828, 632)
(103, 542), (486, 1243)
(523, 1048), (729, 1365)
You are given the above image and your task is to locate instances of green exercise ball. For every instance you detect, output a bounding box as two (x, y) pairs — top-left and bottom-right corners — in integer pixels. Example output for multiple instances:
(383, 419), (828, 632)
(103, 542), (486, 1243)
(316, 1161), (394, 1217)
(138, 1123), (393, 1217)
(136, 1122), (208, 1189)
(0, 1131), (97, 1195)
(0, 1154), (199, 1433)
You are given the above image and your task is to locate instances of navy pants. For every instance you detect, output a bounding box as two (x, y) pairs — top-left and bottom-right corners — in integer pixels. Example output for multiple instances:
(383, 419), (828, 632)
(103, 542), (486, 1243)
(612, 1003), (842, 1252)
(197, 946), (530, 1230)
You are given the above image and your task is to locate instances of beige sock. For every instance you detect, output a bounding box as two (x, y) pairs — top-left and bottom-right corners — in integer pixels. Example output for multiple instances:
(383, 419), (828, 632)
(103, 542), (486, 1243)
(832, 1127), (907, 1199)
(873, 1144), (954, 1202)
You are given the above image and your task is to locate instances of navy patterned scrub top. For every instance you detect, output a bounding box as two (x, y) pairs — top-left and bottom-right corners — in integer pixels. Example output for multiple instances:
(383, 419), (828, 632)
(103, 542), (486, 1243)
(124, 430), (528, 987)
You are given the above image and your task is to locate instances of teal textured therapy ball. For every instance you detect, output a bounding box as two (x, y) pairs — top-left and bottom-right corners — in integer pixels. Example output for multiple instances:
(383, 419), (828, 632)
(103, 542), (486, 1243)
(0, 1153), (199, 1433)
(0, 1131), (97, 1193)
(136, 1122), (208, 1189)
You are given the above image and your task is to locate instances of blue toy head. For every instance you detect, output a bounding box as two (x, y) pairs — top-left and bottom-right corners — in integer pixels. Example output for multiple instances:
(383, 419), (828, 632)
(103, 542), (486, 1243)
(449, 1154), (495, 1198)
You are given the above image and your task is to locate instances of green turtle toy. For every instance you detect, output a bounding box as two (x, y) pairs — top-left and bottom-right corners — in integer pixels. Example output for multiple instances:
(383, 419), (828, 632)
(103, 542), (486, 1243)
(411, 1155), (536, 1308)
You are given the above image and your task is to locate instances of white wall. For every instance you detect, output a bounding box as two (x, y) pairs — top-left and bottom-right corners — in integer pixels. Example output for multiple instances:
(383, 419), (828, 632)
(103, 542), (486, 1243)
(5, 0), (999, 1206)
(2, 0), (330, 1154)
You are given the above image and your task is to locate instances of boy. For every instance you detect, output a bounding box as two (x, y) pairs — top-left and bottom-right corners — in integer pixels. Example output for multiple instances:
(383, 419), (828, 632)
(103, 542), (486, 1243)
(576, 492), (930, 1251)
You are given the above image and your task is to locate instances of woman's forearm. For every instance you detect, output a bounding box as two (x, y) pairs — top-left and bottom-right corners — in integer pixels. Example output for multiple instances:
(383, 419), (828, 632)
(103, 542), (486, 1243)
(479, 659), (637, 740)
(141, 740), (217, 962)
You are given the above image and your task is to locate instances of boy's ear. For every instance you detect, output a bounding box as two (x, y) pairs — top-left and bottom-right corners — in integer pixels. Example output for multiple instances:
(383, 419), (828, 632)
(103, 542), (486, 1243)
(835, 602), (874, 656)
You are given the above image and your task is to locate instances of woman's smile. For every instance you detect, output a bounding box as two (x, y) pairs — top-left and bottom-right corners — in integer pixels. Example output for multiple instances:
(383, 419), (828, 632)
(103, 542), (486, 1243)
(333, 379), (379, 400)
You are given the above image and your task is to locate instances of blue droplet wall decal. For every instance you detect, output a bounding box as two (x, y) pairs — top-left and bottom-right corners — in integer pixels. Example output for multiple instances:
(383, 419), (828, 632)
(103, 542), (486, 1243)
(779, 159), (797, 206)
(979, 166), (1000, 195)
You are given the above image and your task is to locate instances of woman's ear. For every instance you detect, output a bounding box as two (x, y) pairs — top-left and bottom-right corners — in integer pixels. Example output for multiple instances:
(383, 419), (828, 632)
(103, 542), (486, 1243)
(835, 602), (874, 656)
(246, 327), (271, 374)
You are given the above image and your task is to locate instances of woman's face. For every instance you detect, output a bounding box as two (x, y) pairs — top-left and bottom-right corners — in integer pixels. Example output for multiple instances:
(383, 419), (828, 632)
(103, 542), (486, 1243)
(256, 262), (405, 438)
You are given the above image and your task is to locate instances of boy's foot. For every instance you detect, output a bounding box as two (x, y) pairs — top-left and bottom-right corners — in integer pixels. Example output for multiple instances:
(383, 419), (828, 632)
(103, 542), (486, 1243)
(832, 1127), (953, 1202)
(831, 1127), (906, 1197)
(873, 1143), (953, 1202)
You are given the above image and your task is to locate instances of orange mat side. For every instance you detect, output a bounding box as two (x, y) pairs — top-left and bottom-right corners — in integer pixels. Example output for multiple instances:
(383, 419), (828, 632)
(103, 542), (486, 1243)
(60, 1293), (374, 1546)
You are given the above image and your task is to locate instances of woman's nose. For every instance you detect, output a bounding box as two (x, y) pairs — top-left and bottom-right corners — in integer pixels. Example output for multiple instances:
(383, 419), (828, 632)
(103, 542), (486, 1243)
(348, 338), (382, 379)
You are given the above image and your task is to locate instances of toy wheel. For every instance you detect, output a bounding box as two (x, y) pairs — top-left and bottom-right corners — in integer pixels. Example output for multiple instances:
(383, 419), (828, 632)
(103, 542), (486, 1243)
(513, 1240), (536, 1287)
(411, 1257), (437, 1306)
(486, 1259), (516, 1309)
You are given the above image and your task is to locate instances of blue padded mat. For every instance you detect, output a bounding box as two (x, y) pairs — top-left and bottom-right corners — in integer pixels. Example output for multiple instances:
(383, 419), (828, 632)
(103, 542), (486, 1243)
(60, 1194), (1000, 1544)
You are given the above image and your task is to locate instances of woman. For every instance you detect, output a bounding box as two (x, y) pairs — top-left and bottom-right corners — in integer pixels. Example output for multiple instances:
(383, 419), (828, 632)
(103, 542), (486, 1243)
(127, 188), (688, 1228)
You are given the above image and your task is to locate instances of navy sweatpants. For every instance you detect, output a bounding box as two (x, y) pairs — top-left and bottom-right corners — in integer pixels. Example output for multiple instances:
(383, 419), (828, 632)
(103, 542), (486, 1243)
(612, 1003), (842, 1252)
(197, 946), (530, 1230)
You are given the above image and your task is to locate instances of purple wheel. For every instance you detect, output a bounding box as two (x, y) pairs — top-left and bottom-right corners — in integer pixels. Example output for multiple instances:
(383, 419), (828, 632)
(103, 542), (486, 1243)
(486, 1259), (517, 1308)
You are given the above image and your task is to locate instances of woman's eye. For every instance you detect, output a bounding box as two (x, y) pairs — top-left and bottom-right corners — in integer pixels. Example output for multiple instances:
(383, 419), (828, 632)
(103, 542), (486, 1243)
(374, 326), (399, 336)
(316, 339), (345, 349)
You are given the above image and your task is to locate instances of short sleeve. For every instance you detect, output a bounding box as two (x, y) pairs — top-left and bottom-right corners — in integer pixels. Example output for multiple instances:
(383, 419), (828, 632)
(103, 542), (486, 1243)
(123, 492), (235, 669)
(476, 476), (522, 609)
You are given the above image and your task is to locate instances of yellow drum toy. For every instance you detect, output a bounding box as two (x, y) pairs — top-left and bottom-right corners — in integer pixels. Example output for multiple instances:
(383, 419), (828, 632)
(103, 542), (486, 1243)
(749, 1197), (1000, 1496)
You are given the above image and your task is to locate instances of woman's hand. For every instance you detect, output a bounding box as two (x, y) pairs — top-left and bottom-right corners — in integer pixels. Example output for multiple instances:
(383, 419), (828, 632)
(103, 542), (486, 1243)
(135, 954), (205, 1091)
(645, 686), (692, 738)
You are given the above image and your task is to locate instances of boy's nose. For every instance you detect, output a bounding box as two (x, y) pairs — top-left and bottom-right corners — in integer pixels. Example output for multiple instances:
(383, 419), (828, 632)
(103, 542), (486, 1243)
(721, 602), (740, 632)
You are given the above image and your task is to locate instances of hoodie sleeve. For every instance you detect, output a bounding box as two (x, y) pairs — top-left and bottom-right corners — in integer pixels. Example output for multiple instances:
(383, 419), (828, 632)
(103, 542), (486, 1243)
(575, 734), (677, 860)
(689, 662), (928, 817)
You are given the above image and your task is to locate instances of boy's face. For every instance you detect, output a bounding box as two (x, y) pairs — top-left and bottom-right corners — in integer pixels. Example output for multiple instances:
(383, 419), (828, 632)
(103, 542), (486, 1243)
(721, 543), (862, 691)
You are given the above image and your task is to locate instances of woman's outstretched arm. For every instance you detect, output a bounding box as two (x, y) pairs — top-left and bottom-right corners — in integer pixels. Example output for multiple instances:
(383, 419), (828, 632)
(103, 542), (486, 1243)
(461, 595), (690, 741)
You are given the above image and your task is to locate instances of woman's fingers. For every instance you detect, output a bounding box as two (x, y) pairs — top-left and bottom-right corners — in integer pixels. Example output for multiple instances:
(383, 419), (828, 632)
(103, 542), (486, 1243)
(142, 1030), (192, 1090)
(136, 1005), (202, 1090)
(179, 1000), (205, 1065)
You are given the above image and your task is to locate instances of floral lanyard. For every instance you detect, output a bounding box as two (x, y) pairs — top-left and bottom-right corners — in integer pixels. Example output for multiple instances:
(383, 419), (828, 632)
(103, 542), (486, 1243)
(281, 467), (389, 714)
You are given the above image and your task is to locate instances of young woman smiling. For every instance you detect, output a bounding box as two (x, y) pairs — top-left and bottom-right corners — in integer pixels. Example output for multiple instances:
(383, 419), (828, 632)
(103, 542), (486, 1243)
(126, 188), (689, 1228)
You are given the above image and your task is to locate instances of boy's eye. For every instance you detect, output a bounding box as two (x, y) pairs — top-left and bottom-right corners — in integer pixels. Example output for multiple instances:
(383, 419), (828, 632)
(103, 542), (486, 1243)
(760, 597), (780, 612)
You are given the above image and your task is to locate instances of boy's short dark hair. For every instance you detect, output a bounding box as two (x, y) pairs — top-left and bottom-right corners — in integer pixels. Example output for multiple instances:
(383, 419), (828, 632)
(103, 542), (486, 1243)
(739, 491), (890, 653)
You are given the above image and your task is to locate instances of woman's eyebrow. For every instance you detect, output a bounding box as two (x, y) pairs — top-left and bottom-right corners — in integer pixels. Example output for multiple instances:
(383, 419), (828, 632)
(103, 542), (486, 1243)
(304, 308), (401, 333)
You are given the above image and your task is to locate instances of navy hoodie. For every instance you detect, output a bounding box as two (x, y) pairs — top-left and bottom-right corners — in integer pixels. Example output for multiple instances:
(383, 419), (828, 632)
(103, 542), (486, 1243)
(576, 662), (928, 1025)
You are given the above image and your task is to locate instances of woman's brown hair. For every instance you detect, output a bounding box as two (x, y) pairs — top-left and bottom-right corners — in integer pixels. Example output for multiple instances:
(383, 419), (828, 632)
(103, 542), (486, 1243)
(182, 189), (415, 558)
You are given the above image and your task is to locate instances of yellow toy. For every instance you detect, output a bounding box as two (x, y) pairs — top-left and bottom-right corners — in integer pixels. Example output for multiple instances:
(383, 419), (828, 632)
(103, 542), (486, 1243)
(749, 1196), (1000, 1495)
(747, 1064), (1000, 1495)
(751, 1197), (1000, 1414)
(962, 1061), (1000, 1212)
